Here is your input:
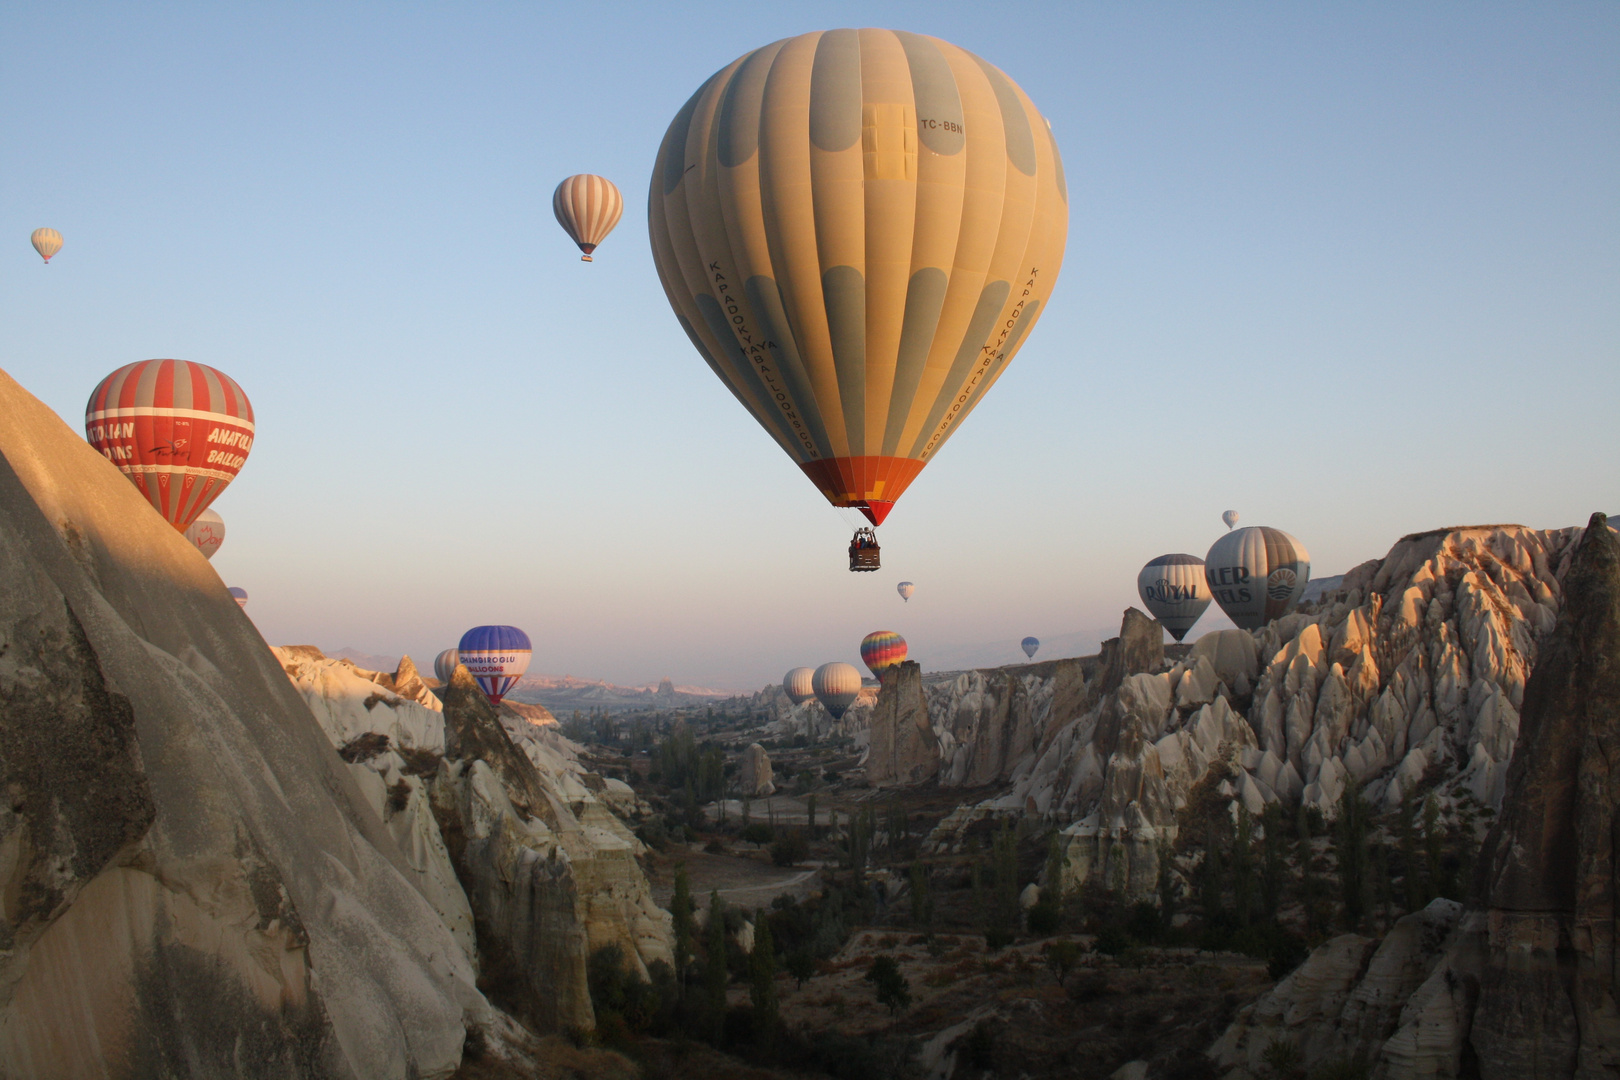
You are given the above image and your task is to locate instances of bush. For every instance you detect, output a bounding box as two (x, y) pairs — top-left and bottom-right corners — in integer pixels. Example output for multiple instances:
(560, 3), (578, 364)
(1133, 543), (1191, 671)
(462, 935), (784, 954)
(741, 822), (775, 847)
(1026, 898), (1062, 936)
(864, 955), (912, 1016)
(771, 830), (809, 867)
(984, 926), (1014, 951)
(1094, 925), (1130, 956)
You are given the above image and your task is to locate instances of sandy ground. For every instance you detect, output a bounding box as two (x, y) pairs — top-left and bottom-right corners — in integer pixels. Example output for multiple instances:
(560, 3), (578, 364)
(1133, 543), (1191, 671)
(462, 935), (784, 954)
(644, 848), (822, 908)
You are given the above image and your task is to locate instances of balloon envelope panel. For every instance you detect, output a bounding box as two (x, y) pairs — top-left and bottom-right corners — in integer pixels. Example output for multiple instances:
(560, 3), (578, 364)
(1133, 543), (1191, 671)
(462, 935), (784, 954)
(1204, 528), (1310, 630)
(457, 625), (533, 704)
(860, 630), (908, 677)
(783, 666), (815, 704)
(649, 28), (1069, 526)
(434, 648), (460, 684)
(85, 359), (255, 532)
(812, 661), (862, 719)
(1137, 554), (1212, 642)
(553, 174), (624, 258)
(183, 507), (226, 560)
(1021, 636), (1040, 658)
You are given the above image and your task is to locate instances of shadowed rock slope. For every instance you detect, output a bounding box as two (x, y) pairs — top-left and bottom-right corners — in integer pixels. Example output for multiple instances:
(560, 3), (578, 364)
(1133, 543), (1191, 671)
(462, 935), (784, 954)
(0, 366), (487, 1077)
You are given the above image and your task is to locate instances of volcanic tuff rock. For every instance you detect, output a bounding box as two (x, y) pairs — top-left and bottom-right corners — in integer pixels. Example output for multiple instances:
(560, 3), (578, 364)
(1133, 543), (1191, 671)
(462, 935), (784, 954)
(274, 646), (673, 1033)
(0, 366), (487, 1077)
(865, 661), (942, 786)
(739, 741), (776, 796)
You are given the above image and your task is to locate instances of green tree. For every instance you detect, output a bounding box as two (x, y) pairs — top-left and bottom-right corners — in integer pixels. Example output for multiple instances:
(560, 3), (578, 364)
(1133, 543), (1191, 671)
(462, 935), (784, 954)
(741, 822), (774, 848)
(1335, 781), (1371, 928)
(1232, 804), (1255, 925)
(864, 955), (911, 1016)
(1423, 794), (1446, 899)
(749, 917), (778, 1029)
(785, 947), (816, 989)
(806, 792), (818, 837)
(1043, 939), (1082, 987)
(1397, 794), (1426, 912)
(671, 863), (695, 995)
(703, 890), (728, 1038)
(909, 862), (934, 927)
(1260, 803), (1290, 916)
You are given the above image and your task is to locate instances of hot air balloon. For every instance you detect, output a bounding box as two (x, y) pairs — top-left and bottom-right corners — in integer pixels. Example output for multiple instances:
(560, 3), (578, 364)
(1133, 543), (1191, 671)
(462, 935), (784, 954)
(553, 174), (624, 262)
(228, 586), (249, 609)
(812, 661), (862, 720)
(649, 30), (1069, 533)
(457, 625), (532, 705)
(783, 666), (815, 705)
(183, 507), (226, 560)
(897, 581), (915, 602)
(31, 228), (62, 263)
(1222, 510), (1239, 531)
(85, 359), (254, 532)
(1137, 554), (1212, 642)
(1205, 528), (1310, 630)
(860, 631), (907, 678)
(1021, 636), (1039, 659)
(434, 648), (460, 685)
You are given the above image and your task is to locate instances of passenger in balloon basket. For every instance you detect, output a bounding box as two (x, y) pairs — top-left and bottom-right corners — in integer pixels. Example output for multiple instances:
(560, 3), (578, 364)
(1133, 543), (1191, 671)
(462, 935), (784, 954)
(849, 526), (881, 572)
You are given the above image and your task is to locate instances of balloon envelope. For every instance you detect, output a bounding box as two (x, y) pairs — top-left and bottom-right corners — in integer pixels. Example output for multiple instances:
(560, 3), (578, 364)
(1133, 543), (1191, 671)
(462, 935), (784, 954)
(31, 227), (62, 263)
(228, 586), (248, 609)
(434, 648), (460, 685)
(897, 581), (914, 602)
(1137, 554), (1212, 642)
(553, 174), (623, 261)
(457, 625), (532, 704)
(1021, 636), (1040, 659)
(812, 661), (862, 720)
(1205, 527), (1310, 630)
(183, 507), (226, 560)
(85, 359), (255, 532)
(1222, 510), (1239, 530)
(649, 29), (1069, 526)
(782, 666), (815, 705)
(860, 631), (907, 678)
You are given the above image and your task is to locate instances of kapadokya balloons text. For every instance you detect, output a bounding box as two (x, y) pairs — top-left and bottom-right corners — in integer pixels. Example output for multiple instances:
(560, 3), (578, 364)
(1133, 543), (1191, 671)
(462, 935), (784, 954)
(860, 631), (907, 678)
(812, 661), (862, 720)
(1222, 510), (1240, 531)
(1137, 554), (1212, 642)
(457, 625), (532, 705)
(228, 586), (248, 609)
(85, 359), (255, 532)
(184, 507), (226, 560)
(1204, 527), (1310, 630)
(897, 581), (915, 602)
(782, 666), (815, 705)
(553, 174), (623, 262)
(1021, 636), (1040, 659)
(434, 649), (460, 685)
(31, 228), (62, 263)
(650, 29), (1069, 527)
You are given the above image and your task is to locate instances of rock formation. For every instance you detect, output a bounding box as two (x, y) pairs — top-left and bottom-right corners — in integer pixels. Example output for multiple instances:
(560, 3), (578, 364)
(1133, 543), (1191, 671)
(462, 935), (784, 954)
(0, 367), (487, 1076)
(739, 742), (776, 796)
(866, 662), (942, 786)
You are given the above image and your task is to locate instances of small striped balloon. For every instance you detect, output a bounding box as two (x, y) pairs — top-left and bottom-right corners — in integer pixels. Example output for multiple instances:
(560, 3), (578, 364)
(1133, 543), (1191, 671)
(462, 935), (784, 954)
(85, 359), (255, 532)
(434, 648), (460, 684)
(860, 630), (907, 678)
(31, 227), (62, 263)
(553, 174), (623, 261)
(812, 661), (862, 720)
(228, 586), (249, 609)
(782, 666), (815, 705)
(897, 581), (914, 602)
(1021, 636), (1040, 659)
(457, 625), (532, 704)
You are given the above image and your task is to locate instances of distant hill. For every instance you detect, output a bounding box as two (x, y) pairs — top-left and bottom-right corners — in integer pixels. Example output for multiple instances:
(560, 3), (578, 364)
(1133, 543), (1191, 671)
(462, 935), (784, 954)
(504, 674), (731, 713)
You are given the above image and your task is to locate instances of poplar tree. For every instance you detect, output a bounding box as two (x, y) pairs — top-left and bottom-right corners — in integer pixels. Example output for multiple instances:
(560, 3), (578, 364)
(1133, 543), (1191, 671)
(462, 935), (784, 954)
(671, 864), (695, 995)
(704, 891), (728, 1037)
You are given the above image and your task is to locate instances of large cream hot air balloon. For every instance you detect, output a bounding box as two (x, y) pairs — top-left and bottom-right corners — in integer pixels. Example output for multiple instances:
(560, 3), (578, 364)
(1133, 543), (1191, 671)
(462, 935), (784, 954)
(1205, 527), (1310, 630)
(812, 661), (862, 720)
(649, 29), (1069, 527)
(782, 666), (815, 705)
(31, 228), (62, 263)
(553, 174), (623, 261)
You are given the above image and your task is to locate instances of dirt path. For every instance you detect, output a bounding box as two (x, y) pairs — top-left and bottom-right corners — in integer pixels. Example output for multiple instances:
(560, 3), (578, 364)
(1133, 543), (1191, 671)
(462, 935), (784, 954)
(645, 849), (821, 908)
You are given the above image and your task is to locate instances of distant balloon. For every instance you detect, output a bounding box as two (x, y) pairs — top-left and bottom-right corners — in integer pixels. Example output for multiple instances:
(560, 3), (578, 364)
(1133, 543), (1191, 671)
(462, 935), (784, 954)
(1021, 636), (1040, 659)
(860, 631), (907, 679)
(553, 174), (624, 262)
(457, 625), (532, 705)
(782, 666), (815, 705)
(228, 586), (248, 609)
(649, 29), (1069, 528)
(812, 661), (862, 720)
(85, 359), (255, 532)
(183, 507), (226, 560)
(31, 228), (62, 263)
(897, 581), (915, 603)
(1137, 554), (1213, 642)
(434, 648), (460, 685)
(1222, 510), (1240, 531)
(1205, 527), (1311, 630)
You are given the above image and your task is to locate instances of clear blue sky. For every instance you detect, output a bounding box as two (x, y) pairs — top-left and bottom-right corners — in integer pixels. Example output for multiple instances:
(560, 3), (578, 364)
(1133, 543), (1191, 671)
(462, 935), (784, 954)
(4, 2), (1615, 690)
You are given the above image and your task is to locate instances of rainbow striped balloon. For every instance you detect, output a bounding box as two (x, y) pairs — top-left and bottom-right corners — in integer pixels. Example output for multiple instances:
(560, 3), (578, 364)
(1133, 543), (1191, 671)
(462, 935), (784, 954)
(457, 625), (532, 704)
(860, 630), (908, 678)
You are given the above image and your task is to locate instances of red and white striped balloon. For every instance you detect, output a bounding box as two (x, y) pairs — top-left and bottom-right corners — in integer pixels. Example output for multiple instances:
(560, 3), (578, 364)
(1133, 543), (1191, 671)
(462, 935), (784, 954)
(552, 174), (623, 261)
(85, 359), (255, 532)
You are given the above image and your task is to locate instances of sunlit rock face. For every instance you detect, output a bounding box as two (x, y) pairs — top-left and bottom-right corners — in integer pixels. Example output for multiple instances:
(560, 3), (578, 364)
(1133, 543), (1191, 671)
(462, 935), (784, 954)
(273, 646), (674, 1033)
(0, 368), (486, 1078)
(739, 741), (776, 795)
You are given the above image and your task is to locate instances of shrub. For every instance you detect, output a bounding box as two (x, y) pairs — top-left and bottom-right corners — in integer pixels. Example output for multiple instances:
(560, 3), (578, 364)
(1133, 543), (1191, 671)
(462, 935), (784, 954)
(983, 926), (1014, 952)
(1026, 898), (1062, 936)
(864, 955), (912, 1016)
(741, 822), (775, 848)
(771, 830), (809, 867)
(1094, 925), (1130, 956)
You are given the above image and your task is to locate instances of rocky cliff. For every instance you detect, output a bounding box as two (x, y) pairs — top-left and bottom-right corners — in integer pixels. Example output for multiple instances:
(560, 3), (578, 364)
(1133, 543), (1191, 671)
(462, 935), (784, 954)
(0, 367), (487, 1078)
(1207, 514), (1620, 1080)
